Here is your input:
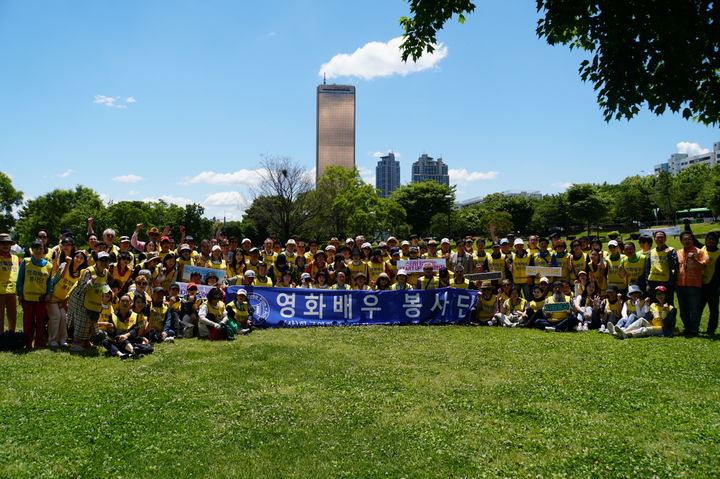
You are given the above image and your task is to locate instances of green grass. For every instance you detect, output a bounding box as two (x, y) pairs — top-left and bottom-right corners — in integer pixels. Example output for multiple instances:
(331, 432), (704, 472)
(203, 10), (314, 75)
(1, 320), (719, 479)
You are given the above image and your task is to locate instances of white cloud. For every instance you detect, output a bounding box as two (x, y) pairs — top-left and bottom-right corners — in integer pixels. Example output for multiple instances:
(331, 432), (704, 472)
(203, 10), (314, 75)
(93, 94), (135, 108)
(1, 171), (12, 179)
(266, 31), (277, 38)
(112, 174), (143, 183)
(677, 141), (710, 157)
(371, 150), (401, 158)
(320, 36), (448, 80)
(449, 169), (499, 184)
(142, 195), (193, 207)
(180, 169), (263, 186)
(552, 182), (574, 190)
(204, 191), (249, 208)
(128, 190), (139, 196)
(58, 169), (73, 178)
(358, 167), (375, 186)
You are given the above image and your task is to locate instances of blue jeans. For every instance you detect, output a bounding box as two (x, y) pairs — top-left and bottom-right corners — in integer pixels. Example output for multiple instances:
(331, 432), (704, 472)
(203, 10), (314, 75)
(676, 286), (703, 334)
(616, 314), (639, 329)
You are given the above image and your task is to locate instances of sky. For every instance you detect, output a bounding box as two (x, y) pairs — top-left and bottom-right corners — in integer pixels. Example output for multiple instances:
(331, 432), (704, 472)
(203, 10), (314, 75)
(1, 0), (718, 221)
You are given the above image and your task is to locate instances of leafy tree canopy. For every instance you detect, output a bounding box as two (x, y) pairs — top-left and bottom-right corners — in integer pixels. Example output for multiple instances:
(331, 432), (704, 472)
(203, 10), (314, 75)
(400, 0), (720, 124)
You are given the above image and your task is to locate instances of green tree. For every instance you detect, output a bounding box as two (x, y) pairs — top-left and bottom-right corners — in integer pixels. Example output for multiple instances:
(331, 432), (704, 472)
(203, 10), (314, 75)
(400, 1), (720, 124)
(612, 175), (656, 227)
(390, 181), (454, 236)
(310, 166), (408, 240)
(0, 172), (23, 233)
(478, 193), (534, 233)
(528, 193), (571, 233)
(653, 171), (675, 223)
(16, 186), (104, 246)
(566, 184), (608, 235)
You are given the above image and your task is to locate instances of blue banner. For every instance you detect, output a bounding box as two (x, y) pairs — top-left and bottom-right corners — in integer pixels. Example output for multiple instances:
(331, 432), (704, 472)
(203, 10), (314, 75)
(226, 286), (478, 328)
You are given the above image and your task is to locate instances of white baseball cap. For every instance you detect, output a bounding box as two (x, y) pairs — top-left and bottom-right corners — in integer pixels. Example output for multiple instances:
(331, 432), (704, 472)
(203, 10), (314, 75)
(286, 239), (296, 245)
(236, 289), (248, 297)
(513, 238), (525, 246)
(441, 238), (450, 244)
(608, 240), (619, 247)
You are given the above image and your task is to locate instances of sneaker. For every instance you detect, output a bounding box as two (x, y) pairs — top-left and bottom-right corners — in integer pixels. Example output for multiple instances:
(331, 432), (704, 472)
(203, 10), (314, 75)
(240, 328), (251, 335)
(598, 325), (607, 333)
(616, 327), (628, 339)
(49, 341), (59, 348)
(163, 336), (175, 343)
(607, 322), (616, 335)
(118, 353), (129, 360)
(545, 326), (556, 332)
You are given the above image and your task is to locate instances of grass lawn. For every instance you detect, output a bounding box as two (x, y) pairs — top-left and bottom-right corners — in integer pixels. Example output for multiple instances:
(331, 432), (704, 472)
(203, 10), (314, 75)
(1, 317), (719, 478)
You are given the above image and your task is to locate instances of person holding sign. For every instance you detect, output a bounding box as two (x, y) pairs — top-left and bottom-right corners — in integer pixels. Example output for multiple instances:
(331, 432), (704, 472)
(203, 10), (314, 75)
(537, 282), (577, 332)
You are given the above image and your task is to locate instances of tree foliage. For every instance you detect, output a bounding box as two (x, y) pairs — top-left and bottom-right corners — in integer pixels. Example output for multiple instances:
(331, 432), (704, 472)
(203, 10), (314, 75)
(389, 181), (454, 236)
(566, 183), (609, 235)
(0, 172), (23, 233)
(400, 0), (720, 125)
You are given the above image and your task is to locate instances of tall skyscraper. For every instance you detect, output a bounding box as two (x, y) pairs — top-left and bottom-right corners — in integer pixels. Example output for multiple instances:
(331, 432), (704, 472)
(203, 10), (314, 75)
(375, 152), (400, 198)
(411, 154), (449, 186)
(316, 83), (356, 181)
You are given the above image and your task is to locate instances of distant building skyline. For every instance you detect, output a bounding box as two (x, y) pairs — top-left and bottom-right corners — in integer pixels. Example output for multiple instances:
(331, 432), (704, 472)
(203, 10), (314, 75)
(411, 153), (449, 187)
(654, 141), (720, 174)
(316, 83), (356, 181)
(375, 152), (400, 198)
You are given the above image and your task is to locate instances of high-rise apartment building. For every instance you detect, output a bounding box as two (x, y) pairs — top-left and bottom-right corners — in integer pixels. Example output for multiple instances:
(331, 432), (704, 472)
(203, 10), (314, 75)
(411, 154), (449, 186)
(654, 142), (720, 174)
(375, 152), (400, 198)
(316, 84), (356, 181)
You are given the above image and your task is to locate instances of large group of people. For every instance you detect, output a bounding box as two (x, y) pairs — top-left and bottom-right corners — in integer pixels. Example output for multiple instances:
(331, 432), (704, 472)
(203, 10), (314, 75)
(0, 217), (717, 358)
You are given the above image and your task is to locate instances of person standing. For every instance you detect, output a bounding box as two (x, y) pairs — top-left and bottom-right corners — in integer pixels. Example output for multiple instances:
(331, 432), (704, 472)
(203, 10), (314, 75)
(700, 231), (719, 335)
(645, 230), (677, 304)
(675, 232), (707, 335)
(0, 233), (19, 333)
(17, 239), (53, 348)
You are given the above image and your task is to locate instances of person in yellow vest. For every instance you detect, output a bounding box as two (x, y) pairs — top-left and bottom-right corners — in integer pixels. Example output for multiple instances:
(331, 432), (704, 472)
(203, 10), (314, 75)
(117, 236), (135, 269)
(608, 284), (648, 332)
(551, 241), (570, 282)
(47, 250), (87, 347)
(449, 266), (471, 289)
(353, 271), (372, 291)
(637, 235), (653, 258)
(645, 230), (677, 305)
(225, 289), (253, 337)
(261, 238), (277, 267)
(609, 285), (675, 339)
(473, 281), (499, 326)
(605, 240), (628, 294)
(367, 249), (389, 286)
(68, 251), (111, 351)
(108, 251), (134, 295)
(495, 286), (528, 327)
(526, 285), (547, 328)
(507, 238), (532, 300)
(17, 239), (53, 348)
(391, 269), (412, 290)
(331, 271), (352, 290)
(700, 231), (719, 335)
(374, 272), (392, 291)
(536, 281), (576, 332)
(100, 293), (138, 359)
(587, 250), (608, 295)
(0, 233), (20, 333)
(198, 287), (228, 340)
(140, 287), (175, 343)
(529, 238), (553, 285)
(416, 262), (440, 290)
(486, 242), (507, 286)
(619, 241), (647, 292)
(599, 284), (624, 332)
(96, 286), (115, 333)
(573, 279), (603, 330)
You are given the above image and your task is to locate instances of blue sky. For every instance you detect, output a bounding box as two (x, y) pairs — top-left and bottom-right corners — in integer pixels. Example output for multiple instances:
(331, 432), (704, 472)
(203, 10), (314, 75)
(1, 0), (718, 221)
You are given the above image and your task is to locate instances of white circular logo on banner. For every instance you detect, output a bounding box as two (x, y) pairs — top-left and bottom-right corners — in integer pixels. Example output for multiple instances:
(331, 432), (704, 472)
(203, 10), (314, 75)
(248, 292), (270, 323)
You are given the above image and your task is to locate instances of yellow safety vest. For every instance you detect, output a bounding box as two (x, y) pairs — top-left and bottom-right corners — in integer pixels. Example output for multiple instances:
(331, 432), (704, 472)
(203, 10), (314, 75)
(48, 263), (81, 303)
(648, 247), (675, 282)
(83, 266), (108, 312)
(22, 258), (52, 302)
(511, 252), (530, 283)
(0, 254), (19, 294)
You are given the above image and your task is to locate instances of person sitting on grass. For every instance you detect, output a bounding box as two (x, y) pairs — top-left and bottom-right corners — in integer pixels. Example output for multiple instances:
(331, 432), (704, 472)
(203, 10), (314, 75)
(608, 285), (675, 339)
(374, 272), (392, 291)
(537, 281), (577, 332)
(611, 284), (649, 331)
(495, 286), (528, 327)
(138, 287), (175, 343)
(574, 280), (603, 330)
(225, 288), (253, 337)
(472, 281), (499, 326)
(353, 271), (372, 291)
(179, 283), (202, 338)
(198, 287), (227, 340)
(391, 269), (412, 290)
(525, 285), (546, 328)
(100, 293), (146, 360)
(599, 284), (623, 333)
